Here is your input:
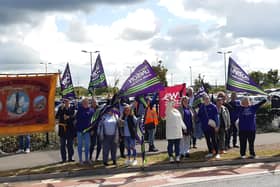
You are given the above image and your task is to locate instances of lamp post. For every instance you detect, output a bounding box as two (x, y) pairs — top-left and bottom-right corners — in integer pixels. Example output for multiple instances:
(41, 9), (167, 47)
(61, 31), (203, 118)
(189, 66), (192, 87)
(81, 50), (100, 73)
(40, 62), (52, 73)
(217, 50), (232, 86)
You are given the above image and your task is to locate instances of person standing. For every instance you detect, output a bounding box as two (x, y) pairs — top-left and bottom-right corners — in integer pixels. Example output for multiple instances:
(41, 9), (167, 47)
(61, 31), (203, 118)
(198, 94), (220, 159)
(143, 99), (159, 152)
(89, 98), (102, 161)
(55, 98), (76, 163)
(121, 104), (138, 166)
(178, 96), (193, 158)
(76, 98), (93, 165)
(98, 107), (119, 166)
(166, 99), (186, 163)
(216, 97), (231, 154)
(187, 87), (197, 149)
(237, 97), (266, 159)
(227, 92), (241, 148)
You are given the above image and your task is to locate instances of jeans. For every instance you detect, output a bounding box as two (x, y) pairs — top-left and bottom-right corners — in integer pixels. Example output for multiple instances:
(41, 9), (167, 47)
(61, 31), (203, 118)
(167, 139), (180, 157)
(239, 131), (256, 156)
(77, 132), (90, 162)
(89, 131), (102, 160)
(60, 137), (74, 161)
(218, 128), (226, 151)
(204, 130), (219, 154)
(147, 128), (156, 146)
(180, 135), (191, 155)
(103, 135), (117, 163)
(19, 135), (30, 150)
(124, 136), (136, 158)
(228, 123), (238, 146)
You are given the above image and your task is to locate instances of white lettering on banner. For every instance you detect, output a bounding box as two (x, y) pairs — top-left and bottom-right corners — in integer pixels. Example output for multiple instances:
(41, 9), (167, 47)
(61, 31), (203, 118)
(231, 64), (250, 83)
(128, 66), (151, 85)
(162, 92), (179, 101)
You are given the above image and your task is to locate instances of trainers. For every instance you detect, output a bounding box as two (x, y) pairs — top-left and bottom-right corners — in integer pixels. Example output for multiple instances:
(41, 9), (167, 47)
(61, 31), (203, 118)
(132, 159), (138, 166)
(125, 159), (131, 166)
(169, 156), (175, 163)
(16, 149), (24, 154)
(205, 153), (213, 158)
(249, 155), (257, 159)
(240, 155), (246, 159)
(25, 148), (30, 153)
(215, 154), (221, 159)
(175, 156), (180, 163)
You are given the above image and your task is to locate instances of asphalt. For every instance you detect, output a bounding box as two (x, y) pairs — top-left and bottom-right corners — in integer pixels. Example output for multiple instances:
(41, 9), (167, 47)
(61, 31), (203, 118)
(1, 132), (280, 183)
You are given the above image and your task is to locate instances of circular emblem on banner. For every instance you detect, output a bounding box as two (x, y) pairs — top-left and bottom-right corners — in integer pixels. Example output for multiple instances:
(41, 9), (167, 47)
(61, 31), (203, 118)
(7, 91), (30, 117)
(33, 95), (47, 111)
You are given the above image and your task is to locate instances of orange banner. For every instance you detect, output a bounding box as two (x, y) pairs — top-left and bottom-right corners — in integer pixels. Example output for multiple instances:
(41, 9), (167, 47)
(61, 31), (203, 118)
(0, 74), (58, 135)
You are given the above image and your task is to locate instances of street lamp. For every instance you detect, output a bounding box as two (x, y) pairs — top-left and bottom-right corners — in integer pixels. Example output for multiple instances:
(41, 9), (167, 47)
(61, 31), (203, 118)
(189, 66), (192, 87)
(81, 50), (100, 73)
(217, 50), (232, 86)
(40, 62), (52, 73)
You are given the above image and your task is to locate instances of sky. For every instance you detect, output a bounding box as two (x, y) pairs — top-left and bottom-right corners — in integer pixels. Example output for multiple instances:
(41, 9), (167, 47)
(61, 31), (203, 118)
(0, 0), (279, 88)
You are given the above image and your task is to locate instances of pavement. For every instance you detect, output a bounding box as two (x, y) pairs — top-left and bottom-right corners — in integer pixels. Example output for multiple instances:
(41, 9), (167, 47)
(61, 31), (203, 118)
(1, 132), (280, 184)
(6, 162), (280, 187)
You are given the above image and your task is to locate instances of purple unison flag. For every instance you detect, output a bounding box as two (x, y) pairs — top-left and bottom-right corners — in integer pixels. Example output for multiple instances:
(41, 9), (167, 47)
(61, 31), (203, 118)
(119, 60), (164, 97)
(88, 54), (108, 91)
(60, 63), (76, 99)
(226, 57), (266, 95)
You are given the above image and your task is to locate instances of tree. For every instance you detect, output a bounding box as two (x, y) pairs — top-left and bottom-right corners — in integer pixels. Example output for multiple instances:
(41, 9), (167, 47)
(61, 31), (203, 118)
(193, 74), (211, 93)
(249, 71), (265, 87)
(266, 69), (279, 87)
(152, 60), (168, 86)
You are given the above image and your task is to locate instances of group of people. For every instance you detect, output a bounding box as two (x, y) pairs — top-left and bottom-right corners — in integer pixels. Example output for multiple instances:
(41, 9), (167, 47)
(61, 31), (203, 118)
(165, 88), (267, 163)
(55, 87), (267, 166)
(55, 96), (159, 166)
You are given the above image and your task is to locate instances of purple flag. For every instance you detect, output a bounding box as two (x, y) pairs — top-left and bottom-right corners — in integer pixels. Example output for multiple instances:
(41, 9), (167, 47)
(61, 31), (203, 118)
(60, 63), (76, 99)
(88, 54), (108, 91)
(227, 57), (266, 95)
(119, 60), (164, 97)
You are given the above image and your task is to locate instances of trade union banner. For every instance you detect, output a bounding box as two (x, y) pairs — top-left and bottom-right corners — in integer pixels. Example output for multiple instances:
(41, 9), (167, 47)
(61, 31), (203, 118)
(159, 83), (186, 118)
(0, 73), (58, 135)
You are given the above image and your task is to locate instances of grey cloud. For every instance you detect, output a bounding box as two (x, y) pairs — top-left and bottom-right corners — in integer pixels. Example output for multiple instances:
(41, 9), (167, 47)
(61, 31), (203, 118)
(120, 27), (159, 41)
(0, 41), (41, 72)
(182, 0), (280, 46)
(65, 21), (91, 43)
(0, 0), (144, 26)
(151, 24), (214, 51)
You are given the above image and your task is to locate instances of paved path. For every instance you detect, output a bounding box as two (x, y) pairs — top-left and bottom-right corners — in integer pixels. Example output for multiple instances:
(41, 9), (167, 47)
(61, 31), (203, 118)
(0, 132), (280, 171)
(8, 162), (280, 187)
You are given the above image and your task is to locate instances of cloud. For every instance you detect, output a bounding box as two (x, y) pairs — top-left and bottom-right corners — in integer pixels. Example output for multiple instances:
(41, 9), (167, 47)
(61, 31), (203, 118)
(151, 24), (214, 51)
(114, 9), (160, 41)
(0, 41), (41, 72)
(0, 0), (144, 26)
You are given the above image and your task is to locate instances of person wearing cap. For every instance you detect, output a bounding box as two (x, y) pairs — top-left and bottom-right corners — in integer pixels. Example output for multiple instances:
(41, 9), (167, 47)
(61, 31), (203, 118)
(216, 97), (231, 154)
(76, 98), (94, 165)
(121, 104), (138, 166)
(165, 99), (187, 163)
(178, 96), (193, 158)
(55, 98), (76, 163)
(198, 94), (220, 159)
(98, 107), (119, 166)
(143, 98), (159, 152)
